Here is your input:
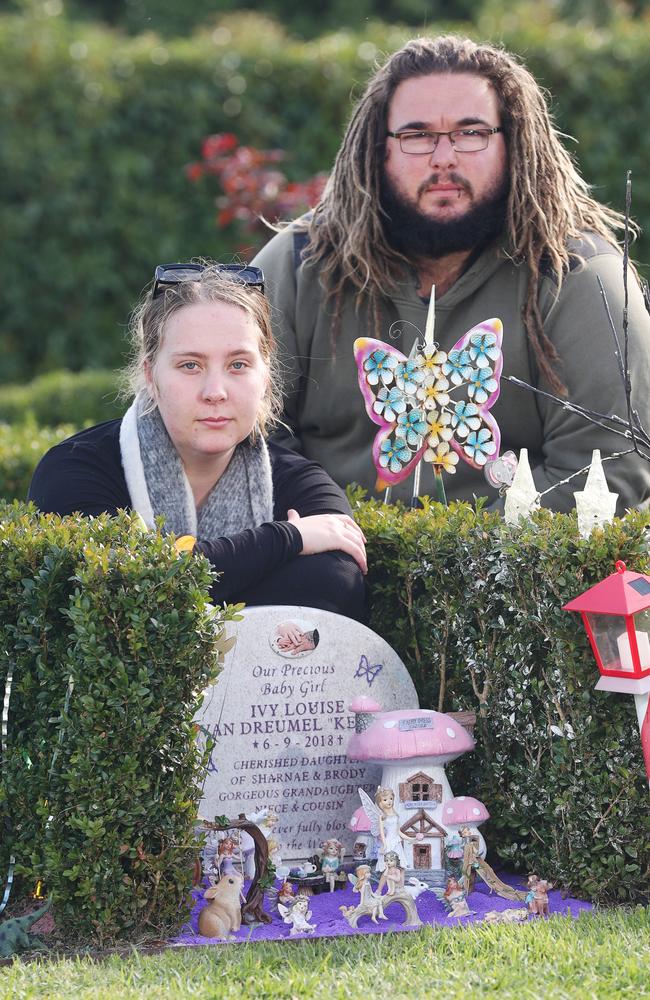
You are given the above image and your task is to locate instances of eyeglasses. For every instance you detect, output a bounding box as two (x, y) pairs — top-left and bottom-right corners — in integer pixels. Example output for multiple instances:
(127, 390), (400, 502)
(386, 127), (503, 155)
(152, 262), (265, 298)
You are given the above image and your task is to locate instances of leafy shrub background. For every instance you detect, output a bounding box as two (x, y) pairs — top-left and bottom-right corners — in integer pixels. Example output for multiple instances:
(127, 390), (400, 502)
(0, 503), (230, 942)
(7, 0), (639, 39)
(1, 3), (649, 381)
(352, 494), (650, 904)
(0, 370), (122, 501)
(0, 370), (121, 427)
(0, 422), (76, 501)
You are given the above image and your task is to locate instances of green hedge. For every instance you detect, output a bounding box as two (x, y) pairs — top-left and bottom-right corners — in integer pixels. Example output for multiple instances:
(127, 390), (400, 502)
(352, 494), (650, 904)
(0, 370), (122, 427)
(0, 422), (76, 501)
(0, 503), (232, 942)
(9, 0), (636, 40)
(59, 0), (483, 39)
(0, 370), (123, 502)
(1, 7), (649, 382)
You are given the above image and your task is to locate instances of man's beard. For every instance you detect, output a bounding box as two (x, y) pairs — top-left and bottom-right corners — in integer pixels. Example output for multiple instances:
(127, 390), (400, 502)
(380, 168), (509, 260)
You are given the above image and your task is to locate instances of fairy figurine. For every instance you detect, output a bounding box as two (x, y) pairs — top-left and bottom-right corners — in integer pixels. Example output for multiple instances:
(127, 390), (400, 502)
(376, 850), (405, 897)
(320, 838), (344, 892)
(443, 876), (472, 918)
(341, 865), (386, 925)
(216, 835), (239, 877)
(444, 832), (464, 880)
(358, 786), (415, 872)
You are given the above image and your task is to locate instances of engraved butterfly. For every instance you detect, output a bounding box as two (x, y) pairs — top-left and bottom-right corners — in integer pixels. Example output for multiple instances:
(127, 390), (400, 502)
(354, 654), (383, 687)
(353, 318), (503, 489)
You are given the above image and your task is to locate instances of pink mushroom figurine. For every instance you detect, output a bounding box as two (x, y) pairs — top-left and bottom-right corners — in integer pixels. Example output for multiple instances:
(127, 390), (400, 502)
(440, 796), (490, 858)
(349, 806), (376, 863)
(347, 703), (487, 886)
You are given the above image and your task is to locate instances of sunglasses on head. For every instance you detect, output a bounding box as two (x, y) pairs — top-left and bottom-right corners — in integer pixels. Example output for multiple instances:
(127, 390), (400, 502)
(152, 262), (265, 298)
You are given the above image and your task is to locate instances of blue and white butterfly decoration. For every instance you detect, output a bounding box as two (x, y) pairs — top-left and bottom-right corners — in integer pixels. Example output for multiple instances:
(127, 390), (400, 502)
(353, 288), (504, 497)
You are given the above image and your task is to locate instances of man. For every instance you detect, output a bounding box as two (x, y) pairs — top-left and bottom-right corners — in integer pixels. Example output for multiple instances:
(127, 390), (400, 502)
(254, 35), (650, 511)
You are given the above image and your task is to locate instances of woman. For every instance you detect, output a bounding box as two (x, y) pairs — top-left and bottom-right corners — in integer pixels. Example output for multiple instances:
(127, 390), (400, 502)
(28, 262), (367, 618)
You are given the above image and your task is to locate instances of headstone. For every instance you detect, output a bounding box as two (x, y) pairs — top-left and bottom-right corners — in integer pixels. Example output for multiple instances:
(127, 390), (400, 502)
(195, 605), (418, 861)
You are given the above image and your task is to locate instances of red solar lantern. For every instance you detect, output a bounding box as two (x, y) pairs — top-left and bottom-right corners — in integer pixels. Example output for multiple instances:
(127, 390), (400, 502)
(564, 561), (650, 787)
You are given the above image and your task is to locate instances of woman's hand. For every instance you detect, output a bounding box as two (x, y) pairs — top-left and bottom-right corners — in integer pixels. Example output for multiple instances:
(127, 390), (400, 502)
(287, 509), (367, 575)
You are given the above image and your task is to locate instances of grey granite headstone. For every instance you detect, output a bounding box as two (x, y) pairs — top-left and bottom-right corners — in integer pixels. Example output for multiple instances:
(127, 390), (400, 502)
(195, 605), (418, 861)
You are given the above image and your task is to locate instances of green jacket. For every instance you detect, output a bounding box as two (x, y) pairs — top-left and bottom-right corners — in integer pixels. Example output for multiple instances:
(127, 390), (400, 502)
(254, 226), (650, 512)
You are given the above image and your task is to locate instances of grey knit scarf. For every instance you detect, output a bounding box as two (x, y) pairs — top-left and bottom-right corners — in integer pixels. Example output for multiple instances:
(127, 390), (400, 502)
(119, 392), (274, 537)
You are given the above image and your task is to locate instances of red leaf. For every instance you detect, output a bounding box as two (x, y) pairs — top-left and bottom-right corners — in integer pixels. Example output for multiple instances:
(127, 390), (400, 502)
(202, 132), (238, 160)
(185, 162), (204, 182)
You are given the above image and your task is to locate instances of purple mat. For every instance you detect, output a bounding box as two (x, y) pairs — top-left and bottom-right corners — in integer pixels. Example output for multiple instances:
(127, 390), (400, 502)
(172, 872), (592, 946)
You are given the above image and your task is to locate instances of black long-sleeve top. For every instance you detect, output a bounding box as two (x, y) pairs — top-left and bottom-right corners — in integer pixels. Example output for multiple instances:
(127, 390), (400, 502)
(28, 419), (366, 620)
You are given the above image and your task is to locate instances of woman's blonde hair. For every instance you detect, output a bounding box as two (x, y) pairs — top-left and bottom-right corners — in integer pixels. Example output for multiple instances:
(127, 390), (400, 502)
(122, 263), (282, 439)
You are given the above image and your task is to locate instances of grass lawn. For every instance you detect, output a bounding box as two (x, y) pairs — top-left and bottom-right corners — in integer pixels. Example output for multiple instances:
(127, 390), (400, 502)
(1, 908), (649, 1000)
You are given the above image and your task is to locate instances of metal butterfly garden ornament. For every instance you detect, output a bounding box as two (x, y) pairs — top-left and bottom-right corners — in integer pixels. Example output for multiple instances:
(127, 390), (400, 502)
(353, 292), (504, 503)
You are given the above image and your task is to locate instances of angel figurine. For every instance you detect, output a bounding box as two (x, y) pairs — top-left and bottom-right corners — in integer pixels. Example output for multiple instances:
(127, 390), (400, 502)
(278, 895), (317, 936)
(358, 786), (416, 872)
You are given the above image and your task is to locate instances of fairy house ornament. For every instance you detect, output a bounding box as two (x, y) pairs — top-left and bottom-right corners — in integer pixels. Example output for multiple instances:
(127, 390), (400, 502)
(347, 702), (489, 886)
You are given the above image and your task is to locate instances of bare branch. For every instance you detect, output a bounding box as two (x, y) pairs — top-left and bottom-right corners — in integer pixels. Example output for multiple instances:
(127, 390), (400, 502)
(596, 274), (626, 386)
(536, 449), (642, 500)
(505, 376), (650, 449)
(624, 170), (631, 370)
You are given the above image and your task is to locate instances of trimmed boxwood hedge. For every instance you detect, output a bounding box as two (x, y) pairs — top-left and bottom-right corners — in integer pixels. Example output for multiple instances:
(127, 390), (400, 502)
(0, 503), (233, 942)
(352, 493), (650, 905)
